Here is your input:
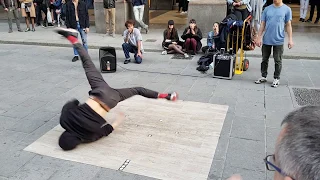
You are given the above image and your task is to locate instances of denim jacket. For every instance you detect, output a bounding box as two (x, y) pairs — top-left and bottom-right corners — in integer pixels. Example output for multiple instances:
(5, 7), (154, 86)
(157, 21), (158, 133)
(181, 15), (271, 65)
(207, 31), (220, 47)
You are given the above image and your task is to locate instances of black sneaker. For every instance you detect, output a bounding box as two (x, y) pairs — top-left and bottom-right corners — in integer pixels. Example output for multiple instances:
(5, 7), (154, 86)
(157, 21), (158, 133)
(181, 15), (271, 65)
(72, 56), (79, 62)
(124, 59), (131, 64)
(299, 18), (303, 21)
(54, 27), (78, 38)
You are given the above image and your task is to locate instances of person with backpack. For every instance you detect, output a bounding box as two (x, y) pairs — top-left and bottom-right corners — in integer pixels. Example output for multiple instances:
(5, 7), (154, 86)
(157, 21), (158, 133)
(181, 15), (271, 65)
(161, 20), (189, 58)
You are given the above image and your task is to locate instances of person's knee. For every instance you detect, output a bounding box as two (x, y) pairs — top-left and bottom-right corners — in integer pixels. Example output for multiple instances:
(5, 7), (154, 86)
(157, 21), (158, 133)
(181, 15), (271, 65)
(186, 38), (191, 42)
(59, 131), (81, 151)
(122, 43), (129, 50)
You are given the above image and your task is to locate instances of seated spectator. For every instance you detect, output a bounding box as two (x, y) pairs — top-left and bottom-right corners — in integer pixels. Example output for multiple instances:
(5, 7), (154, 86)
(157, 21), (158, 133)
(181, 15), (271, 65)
(227, 0), (252, 21)
(228, 105), (320, 180)
(181, 19), (202, 55)
(122, 19), (144, 64)
(161, 20), (189, 58)
(202, 22), (220, 53)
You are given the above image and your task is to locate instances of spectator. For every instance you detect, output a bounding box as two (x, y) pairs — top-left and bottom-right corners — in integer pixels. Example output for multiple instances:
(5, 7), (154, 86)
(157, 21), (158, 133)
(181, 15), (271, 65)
(255, 0), (293, 88)
(299, 0), (309, 22)
(103, 0), (115, 37)
(53, 0), (62, 26)
(20, 0), (36, 31)
(122, 19), (144, 64)
(202, 22), (219, 53)
(181, 19), (202, 55)
(250, 0), (266, 38)
(132, 0), (148, 33)
(228, 105), (320, 180)
(227, 0), (252, 21)
(65, 0), (89, 62)
(181, 0), (189, 14)
(1, 0), (22, 33)
(161, 20), (189, 58)
(305, 0), (319, 24)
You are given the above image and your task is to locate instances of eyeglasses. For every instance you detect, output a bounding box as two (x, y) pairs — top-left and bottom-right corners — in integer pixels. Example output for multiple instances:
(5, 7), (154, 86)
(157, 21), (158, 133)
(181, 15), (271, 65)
(264, 154), (295, 180)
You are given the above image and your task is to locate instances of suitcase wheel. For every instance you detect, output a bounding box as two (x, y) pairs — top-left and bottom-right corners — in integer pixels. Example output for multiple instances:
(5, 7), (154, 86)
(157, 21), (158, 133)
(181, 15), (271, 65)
(243, 59), (249, 71)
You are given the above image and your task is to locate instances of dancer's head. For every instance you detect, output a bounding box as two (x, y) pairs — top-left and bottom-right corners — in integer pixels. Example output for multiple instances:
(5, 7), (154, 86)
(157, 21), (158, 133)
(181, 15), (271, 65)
(125, 19), (135, 33)
(59, 131), (81, 150)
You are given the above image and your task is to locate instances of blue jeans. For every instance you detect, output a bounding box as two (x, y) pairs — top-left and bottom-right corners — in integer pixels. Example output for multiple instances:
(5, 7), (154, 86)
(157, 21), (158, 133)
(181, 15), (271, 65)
(122, 43), (142, 64)
(73, 22), (88, 56)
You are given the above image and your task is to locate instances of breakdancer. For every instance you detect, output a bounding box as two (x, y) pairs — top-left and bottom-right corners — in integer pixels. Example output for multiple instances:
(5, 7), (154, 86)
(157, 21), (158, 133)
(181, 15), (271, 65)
(55, 28), (178, 151)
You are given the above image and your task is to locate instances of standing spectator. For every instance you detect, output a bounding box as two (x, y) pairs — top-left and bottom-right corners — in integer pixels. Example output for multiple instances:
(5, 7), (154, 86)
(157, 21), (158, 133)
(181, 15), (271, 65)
(1, 0), (22, 33)
(20, 0), (36, 31)
(227, 0), (252, 21)
(103, 0), (115, 37)
(255, 0), (293, 88)
(177, 0), (184, 13)
(250, 0), (266, 38)
(132, 0), (148, 33)
(53, 0), (62, 26)
(306, 0), (319, 24)
(299, 0), (309, 22)
(122, 19), (144, 64)
(161, 20), (189, 58)
(181, 19), (202, 55)
(65, 0), (89, 62)
(180, 0), (189, 14)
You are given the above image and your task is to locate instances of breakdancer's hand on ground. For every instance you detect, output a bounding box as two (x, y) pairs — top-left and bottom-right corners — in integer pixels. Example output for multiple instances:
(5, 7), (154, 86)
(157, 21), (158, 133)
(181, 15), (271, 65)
(110, 112), (125, 129)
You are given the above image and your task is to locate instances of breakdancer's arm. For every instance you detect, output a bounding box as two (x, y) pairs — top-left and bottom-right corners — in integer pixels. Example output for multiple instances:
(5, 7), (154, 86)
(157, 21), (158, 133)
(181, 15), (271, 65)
(99, 111), (124, 136)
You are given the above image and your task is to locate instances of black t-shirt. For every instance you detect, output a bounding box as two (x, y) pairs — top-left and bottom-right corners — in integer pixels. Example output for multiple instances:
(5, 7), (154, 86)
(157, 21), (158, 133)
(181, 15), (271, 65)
(60, 101), (114, 142)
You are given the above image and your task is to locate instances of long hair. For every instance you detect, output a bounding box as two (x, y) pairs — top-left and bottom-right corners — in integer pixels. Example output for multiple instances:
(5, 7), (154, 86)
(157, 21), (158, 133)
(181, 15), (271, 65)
(166, 26), (177, 39)
(189, 19), (198, 34)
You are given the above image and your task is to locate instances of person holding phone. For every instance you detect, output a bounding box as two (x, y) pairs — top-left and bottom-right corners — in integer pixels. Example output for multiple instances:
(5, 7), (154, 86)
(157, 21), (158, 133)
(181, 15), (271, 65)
(161, 20), (189, 58)
(181, 19), (202, 55)
(65, 0), (89, 62)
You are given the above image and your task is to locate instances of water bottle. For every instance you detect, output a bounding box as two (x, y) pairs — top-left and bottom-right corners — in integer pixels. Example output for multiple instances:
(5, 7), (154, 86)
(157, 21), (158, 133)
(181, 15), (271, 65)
(209, 62), (214, 70)
(107, 61), (110, 71)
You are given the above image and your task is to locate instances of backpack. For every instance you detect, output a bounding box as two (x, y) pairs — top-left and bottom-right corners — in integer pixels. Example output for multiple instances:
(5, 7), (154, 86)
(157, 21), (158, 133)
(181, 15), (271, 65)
(196, 51), (215, 72)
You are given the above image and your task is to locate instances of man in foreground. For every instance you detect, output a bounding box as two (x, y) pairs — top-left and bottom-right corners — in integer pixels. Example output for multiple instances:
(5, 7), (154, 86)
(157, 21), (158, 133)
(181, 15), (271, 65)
(54, 27), (178, 151)
(228, 105), (320, 180)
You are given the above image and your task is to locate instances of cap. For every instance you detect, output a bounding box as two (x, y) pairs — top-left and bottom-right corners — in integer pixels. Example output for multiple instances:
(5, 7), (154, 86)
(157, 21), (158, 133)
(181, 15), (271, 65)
(168, 20), (174, 25)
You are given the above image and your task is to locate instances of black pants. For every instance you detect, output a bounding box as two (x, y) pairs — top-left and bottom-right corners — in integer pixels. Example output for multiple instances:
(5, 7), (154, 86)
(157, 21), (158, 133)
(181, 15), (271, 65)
(261, 44), (284, 79)
(309, 4), (320, 21)
(234, 8), (249, 21)
(73, 43), (159, 109)
(182, 0), (189, 12)
(36, 4), (48, 25)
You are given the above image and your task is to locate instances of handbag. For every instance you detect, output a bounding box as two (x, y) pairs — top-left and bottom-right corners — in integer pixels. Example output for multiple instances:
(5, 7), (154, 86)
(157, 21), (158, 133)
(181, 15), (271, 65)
(47, 8), (52, 23)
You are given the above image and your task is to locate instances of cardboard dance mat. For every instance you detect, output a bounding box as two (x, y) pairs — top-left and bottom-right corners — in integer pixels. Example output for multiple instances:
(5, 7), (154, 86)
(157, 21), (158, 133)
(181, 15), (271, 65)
(24, 96), (228, 180)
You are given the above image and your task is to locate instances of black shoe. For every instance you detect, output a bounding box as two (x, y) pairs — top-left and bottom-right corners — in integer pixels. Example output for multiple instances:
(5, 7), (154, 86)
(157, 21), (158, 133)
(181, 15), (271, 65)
(301, 18), (305, 22)
(124, 59), (131, 64)
(72, 56), (79, 62)
(54, 27), (78, 38)
(165, 92), (178, 101)
(299, 18), (303, 21)
(191, 51), (196, 55)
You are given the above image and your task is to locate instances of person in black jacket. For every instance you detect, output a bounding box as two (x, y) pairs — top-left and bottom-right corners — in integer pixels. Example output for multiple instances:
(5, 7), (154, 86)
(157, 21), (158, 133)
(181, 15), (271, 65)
(103, 0), (115, 37)
(65, 0), (89, 62)
(54, 27), (178, 151)
(161, 20), (189, 58)
(306, 0), (319, 24)
(181, 19), (202, 55)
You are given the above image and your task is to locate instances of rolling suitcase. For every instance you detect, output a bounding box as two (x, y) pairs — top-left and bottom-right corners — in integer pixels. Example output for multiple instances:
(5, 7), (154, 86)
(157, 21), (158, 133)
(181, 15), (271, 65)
(99, 46), (117, 73)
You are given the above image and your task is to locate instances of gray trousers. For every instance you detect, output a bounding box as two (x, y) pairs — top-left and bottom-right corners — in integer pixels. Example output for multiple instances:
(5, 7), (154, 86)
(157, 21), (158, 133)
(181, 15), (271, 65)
(7, 7), (21, 30)
(261, 44), (284, 79)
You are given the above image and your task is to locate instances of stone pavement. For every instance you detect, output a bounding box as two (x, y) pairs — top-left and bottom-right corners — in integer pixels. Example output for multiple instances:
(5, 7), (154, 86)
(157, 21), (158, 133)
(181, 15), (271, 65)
(0, 22), (319, 59)
(0, 43), (319, 180)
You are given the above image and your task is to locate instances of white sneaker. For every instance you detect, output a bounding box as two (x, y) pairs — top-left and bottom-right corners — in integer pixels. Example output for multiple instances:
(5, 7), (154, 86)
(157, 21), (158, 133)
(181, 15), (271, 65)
(255, 77), (267, 84)
(271, 78), (280, 88)
(184, 53), (189, 58)
(161, 50), (167, 55)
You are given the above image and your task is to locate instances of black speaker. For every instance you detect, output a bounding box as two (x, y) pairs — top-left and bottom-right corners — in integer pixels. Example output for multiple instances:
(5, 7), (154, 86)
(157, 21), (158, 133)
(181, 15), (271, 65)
(212, 53), (235, 80)
(99, 46), (117, 73)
